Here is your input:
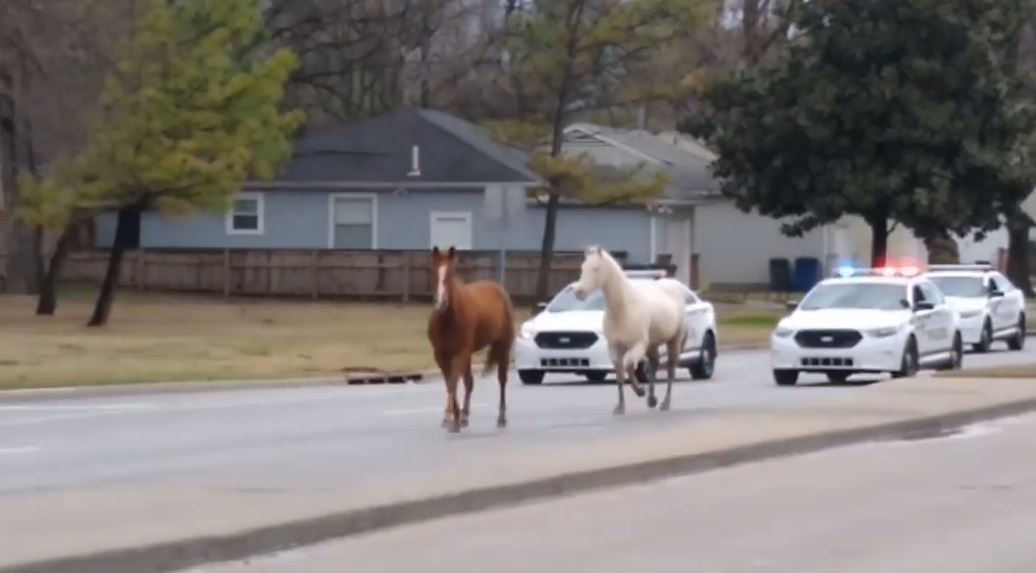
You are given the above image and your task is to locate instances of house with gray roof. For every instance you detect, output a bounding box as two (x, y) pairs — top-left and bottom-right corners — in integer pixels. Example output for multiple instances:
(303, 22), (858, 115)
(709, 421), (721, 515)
(560, 122), (839, 288)
(93, 109), (669, 265)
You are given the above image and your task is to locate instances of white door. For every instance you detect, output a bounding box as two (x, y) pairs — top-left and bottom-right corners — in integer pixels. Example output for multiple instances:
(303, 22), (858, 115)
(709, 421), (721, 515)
(664, 215), (692, 286)
(430, 211), (472, 250)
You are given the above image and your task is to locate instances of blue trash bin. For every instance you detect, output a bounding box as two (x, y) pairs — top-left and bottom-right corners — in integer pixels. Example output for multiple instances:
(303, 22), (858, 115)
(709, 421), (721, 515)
(793, 257), (821, 293)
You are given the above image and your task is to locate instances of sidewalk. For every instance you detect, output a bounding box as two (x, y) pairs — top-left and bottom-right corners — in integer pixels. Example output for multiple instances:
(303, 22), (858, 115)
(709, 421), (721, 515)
(5, 375), (1036, 573)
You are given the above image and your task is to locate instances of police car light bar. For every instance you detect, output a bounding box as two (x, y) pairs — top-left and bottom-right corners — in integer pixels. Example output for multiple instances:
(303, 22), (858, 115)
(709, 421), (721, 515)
(833, 265), (921, 278)
(926, 264), (993, 272)
(624, 269), (668, 279)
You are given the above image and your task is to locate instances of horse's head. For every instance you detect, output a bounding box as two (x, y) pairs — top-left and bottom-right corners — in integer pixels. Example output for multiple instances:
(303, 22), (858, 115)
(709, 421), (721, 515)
(431, 245), (457, 311)
(574, 245), (608, 300)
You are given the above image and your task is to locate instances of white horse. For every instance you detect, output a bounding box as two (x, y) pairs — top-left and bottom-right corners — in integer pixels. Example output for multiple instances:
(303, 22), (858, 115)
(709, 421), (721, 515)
(574, 246), (688, 414)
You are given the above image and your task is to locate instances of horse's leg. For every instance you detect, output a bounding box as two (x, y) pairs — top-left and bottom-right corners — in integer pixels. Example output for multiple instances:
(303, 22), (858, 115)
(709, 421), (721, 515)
(460, 363), (474, 428)
(645, 346), (660, 409)
(435, 352), (452, 428)
(610, 346), (627, 415)
(493, 343), (509, 428)
(622, 341), (648, 398)
(444, 353), (467, 433)
(661, 338), (680, 411)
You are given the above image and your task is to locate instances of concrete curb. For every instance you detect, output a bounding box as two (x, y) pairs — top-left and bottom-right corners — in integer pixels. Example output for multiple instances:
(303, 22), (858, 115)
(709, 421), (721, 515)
(7, 395), (1036, 573)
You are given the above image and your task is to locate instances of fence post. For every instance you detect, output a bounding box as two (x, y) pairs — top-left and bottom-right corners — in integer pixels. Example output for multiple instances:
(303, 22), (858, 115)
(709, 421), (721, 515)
(311, 250), (319, 299)
(402, 252), (411, 303)
(136, 248), (146, 292)
(222, 249), (231, 298)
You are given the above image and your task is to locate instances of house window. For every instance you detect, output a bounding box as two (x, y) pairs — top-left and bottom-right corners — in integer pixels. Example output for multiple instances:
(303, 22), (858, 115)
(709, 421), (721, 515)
(430, 211), (472, 250)
(331, 194), (376, 249)
(226, 192), (264, 235)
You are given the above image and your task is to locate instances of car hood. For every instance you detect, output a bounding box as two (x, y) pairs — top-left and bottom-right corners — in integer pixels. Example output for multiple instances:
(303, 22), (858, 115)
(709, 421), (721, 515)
(780, 308), (911, 331)
(525, 310), (603, 333)
(944, 296), (987, 313)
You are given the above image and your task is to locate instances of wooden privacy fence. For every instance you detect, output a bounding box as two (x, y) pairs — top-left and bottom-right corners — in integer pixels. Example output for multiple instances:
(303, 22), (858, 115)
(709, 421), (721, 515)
(63, 249), (629, 302)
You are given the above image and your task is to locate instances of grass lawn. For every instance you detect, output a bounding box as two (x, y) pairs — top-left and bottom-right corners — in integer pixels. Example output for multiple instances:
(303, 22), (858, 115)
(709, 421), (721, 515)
(937, 363), (1036, 379)
(0, 289), (780, 390)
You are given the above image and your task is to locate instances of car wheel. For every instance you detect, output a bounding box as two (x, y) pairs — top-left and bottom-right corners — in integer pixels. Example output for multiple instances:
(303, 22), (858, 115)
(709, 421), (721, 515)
(974, 320), (993, 353)
(892, 337), (919, 379)
(518, 370), (544, 385)
(826, 372), (850, 384)
(774, 369), (799, 386)
(584, 371), (608, 383)
(689, 332), (717, 380)
(937, 333), (964, 371)
(1008, 314), (1026, 351)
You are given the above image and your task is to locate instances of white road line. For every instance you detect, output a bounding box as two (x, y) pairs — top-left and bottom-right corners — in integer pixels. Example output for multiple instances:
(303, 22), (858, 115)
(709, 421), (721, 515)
(383, 403), (490, 416)
(0, 403), (156, 412)
(0, 446), (40, 455)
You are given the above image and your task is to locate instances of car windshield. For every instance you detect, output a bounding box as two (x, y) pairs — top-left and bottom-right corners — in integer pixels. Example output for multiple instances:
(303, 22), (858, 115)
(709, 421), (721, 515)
(546, 280), (658, 312)
(799, 283), (908, 311)
(547, 287), (606, 312)
(928, 276), (985, 298)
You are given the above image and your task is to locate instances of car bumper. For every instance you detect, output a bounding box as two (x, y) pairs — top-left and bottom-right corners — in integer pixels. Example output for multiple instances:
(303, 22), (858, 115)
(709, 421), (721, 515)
(514, 336), (613, 372)
(957, 314), (985, 345)
(771, 332), (905, 373)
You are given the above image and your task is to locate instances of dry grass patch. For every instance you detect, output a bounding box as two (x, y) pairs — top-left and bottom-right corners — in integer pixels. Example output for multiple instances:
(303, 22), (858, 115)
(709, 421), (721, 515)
(0, 292), (433, 389)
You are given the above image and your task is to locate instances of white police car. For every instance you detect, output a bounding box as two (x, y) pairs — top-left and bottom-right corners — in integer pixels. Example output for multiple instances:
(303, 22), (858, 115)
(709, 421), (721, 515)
(923, 264), (1027, 353)
(771, 266), (963, 386)
(514, 270), (718, 385)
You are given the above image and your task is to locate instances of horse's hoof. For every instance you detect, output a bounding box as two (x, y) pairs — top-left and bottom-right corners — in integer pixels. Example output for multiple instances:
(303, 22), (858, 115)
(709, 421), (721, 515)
(446, 422), (462, 433)
(613, 405), (625, 416)
(441, 418), (449, 428)
(496, 417), (507, 428)
(660, 400), (671, 412)
(632, 386), (646, 398)
(647, 396), (658, 409)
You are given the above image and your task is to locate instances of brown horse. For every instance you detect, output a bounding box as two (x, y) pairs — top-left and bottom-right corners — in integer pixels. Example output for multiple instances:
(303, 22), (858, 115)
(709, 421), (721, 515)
(427, 246), (515, 433)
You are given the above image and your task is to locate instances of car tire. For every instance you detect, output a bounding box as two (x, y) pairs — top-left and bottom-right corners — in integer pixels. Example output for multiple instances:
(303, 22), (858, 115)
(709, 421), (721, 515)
(518, 370), (544, 385)
(974, 320), (993, 353)
(1008, 314), (1026, 351)
(584, 371), (608, 383)
(892, 337), (919, 379)
(826, 372), (850, 384)
(937, 333), (964, 371)
(689, 332), (717, 380)
(774, 369), (799, 386)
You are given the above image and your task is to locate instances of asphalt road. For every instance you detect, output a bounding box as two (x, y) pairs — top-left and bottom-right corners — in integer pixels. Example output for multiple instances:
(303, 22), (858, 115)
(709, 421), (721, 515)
(0, 344), (1034, 496)
(196, 412), (1036, 573)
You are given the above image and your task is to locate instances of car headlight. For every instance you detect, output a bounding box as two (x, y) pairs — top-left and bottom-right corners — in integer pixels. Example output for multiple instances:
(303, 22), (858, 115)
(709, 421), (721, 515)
(959, 309), (983, 319)
(865, 325), (903, 338)
(518, 323), (536, 340)
(773, 327), (795, 338)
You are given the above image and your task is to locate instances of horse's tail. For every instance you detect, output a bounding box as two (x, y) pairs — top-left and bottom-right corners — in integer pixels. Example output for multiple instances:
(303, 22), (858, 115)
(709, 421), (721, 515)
(483, 284), (515, 378)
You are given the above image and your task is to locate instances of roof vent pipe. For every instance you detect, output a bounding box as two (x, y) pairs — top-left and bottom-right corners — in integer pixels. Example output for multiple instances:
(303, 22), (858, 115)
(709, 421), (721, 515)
(407, 144), (421, 177)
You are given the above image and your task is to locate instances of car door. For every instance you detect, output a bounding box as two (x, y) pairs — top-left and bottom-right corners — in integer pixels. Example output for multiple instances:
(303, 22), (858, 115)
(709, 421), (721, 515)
(990, 273), (1020, 331)
(910, 283), (935, 356)
(676, 285), (705, 355)
(920, 281), (954, 353)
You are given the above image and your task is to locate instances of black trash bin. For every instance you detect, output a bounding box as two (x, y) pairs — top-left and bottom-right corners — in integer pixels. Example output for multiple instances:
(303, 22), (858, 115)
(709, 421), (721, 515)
(769, 258), (793, 292)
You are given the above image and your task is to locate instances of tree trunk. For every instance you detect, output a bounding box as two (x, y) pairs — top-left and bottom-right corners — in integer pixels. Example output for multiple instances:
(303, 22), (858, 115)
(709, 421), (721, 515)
(531, 0), (584, 310)
(869, 216), (889, 268)
(36, 226), (73, 316)
(1006, 214), (1033, 296)
(88, 206), (139, 327)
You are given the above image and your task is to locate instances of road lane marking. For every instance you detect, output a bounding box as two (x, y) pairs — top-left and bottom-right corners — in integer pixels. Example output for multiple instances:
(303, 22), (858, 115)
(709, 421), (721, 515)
(0, 446), (40, 455)
(0, 403), (156, 412)
(383, 404), (490, 416)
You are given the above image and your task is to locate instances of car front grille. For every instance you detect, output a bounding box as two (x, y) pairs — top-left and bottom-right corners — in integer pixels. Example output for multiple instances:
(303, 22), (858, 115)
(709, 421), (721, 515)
(801, 357), (855, 368)
(534, 331), (598, 349)
(794, 329), (862, 349)
(540, 357), (591, 368)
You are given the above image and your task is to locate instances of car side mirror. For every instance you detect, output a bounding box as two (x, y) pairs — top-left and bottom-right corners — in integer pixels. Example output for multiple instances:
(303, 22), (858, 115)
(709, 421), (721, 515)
(536, 302), (548, 313)
(989, 289), (1004, 299)
(914, 301), (935, 312)
(785, 300), (799, 312)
